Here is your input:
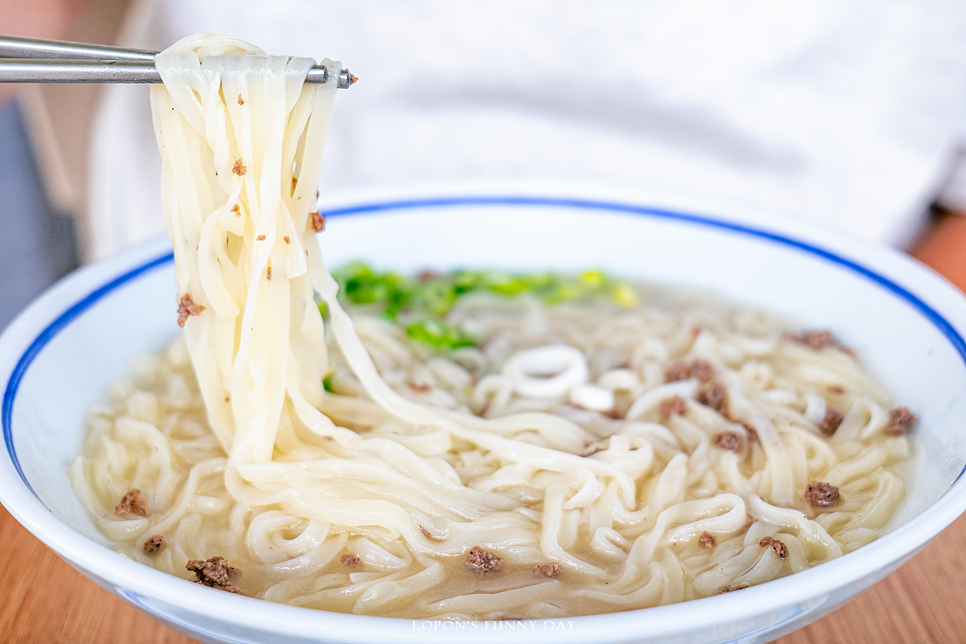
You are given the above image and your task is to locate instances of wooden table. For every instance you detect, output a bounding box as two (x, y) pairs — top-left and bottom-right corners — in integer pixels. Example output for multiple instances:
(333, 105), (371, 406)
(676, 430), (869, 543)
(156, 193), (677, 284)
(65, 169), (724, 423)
(2, 503), (964, 643)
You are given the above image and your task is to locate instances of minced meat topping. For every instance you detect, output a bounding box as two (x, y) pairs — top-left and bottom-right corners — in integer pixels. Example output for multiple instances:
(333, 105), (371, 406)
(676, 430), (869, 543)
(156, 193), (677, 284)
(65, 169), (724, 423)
(660, 395), (687, 418)
(818, 408), (844, 436)
(185, 556), (242, 594)
(340, 554), (362, 568)
(310, 211), (326, 232)
(465, 546), (503, 574)
(115, 489), (149, 518)
(712, 431), (743, 451)
(176, 294), (205, 328)
(697, 382), (728, 414)
(785, 330), (854, 355)
(885, 407), (915, 436)
(806, 481), (842, 508)
(759, 536), (788, 560)
(143, 534), (166, 554)
(665, 359), (714, 383)
(533, 563), (560, 578)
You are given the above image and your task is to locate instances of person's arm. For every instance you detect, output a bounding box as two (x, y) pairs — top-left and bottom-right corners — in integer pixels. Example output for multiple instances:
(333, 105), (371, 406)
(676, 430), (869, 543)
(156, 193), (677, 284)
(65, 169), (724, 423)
(911, 211), (966, 293)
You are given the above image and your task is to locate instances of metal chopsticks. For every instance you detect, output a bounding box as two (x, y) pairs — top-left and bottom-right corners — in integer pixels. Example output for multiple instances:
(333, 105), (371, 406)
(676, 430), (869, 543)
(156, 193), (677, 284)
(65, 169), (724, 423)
(0, 35), (355, 88)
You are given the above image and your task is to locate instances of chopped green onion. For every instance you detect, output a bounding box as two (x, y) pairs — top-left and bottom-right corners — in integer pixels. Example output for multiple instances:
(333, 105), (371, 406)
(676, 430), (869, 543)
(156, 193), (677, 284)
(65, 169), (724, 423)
(579, 269), (608, 290)
(410, 279), (457, 317)
(333, 262), (414, 319)
(487, 275), (531, 296)
(452, 270), (485, 294)
(405, 320), (477, 351)
(325, 262), (640, 352)
(611, 282), (640, 308)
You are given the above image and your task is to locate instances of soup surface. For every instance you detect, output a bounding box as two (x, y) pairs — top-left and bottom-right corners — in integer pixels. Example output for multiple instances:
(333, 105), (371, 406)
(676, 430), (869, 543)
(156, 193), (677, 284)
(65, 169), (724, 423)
(72, 265), (915, 619)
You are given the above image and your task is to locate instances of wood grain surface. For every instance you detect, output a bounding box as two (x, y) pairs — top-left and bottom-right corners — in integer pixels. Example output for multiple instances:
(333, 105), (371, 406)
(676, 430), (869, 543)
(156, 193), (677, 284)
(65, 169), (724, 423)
(1, 502), (964, 644)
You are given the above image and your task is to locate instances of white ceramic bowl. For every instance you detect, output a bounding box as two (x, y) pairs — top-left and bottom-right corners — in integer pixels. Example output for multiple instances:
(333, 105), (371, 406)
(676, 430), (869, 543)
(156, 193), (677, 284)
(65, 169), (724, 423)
(3, 181), (966, 644)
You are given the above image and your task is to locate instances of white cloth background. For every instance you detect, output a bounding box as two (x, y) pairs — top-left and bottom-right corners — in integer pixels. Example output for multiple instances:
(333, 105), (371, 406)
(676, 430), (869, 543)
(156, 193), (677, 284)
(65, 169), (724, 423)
(87, 0), (966, 260)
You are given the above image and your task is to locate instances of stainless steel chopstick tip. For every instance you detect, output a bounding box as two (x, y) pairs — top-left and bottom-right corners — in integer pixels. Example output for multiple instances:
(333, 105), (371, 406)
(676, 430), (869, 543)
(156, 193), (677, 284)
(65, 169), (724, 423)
(0, 59), (355, 87)
(0, 35), (356, 87)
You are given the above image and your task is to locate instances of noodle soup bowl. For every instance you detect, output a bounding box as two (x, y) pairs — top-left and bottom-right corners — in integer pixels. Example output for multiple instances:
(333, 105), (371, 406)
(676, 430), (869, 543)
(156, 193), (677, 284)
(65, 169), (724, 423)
(2, 180), (966, 643)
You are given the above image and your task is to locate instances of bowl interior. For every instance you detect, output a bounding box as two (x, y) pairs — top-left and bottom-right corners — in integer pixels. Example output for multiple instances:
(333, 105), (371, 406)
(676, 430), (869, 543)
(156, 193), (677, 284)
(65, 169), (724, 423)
(3, 190), (966, 634)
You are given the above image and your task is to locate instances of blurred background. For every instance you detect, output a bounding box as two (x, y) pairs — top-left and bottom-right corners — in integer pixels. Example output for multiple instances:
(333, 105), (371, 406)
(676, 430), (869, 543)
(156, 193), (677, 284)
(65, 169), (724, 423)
(3, 3), (966, 641)
(0, 0), (127, 330)
(6, 0), (966, 332)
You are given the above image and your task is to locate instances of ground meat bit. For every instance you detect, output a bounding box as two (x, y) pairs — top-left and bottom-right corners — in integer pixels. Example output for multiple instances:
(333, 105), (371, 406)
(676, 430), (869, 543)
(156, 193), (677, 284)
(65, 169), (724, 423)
(143, 534), (166, 554)
(712, 431), (743, 451)
(266, 266), (272, 280)
(340, 554), (362, 568)
(533, 563), (560, 578)
(665, 359), (714, 383)
(465, 546), (504, 574)
(185, 557), (242, 594)
(176, 294), (205, 328)
(741, 514), (756, 532)
(237, 93), (244, 105)
(806, 481), (842, 508)
(818, 408), (844, 436)
(715, 583), (748, 594)
(759, 536), (788, 560)
(660, 395), (688, 418)
(419, 524), (433, 538)
(115, 489), (149, 518)
(408, 382), (432, 393)
(785, 330), (854, 355)
(689, 359), (714, 382)
(697, 382), (728, 414)
(794, 330), (834, 349)
(827, 385), (846, 394)
(231, 203), (241, 216)
(232, 158), (247, 176)
(291, 176), (298, 192)
(698, 532), (716, 549)
(283, 235), (291, 244)
(664, 362), (692, 382)
(310, 210), (326, 232)
(885, 407), (916, 436)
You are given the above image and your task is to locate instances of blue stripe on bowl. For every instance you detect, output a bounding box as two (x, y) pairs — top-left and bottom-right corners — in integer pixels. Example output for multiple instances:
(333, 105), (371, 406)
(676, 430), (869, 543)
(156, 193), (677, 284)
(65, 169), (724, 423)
(4, 195), (966, 503)
(2, 252), (173, 500)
